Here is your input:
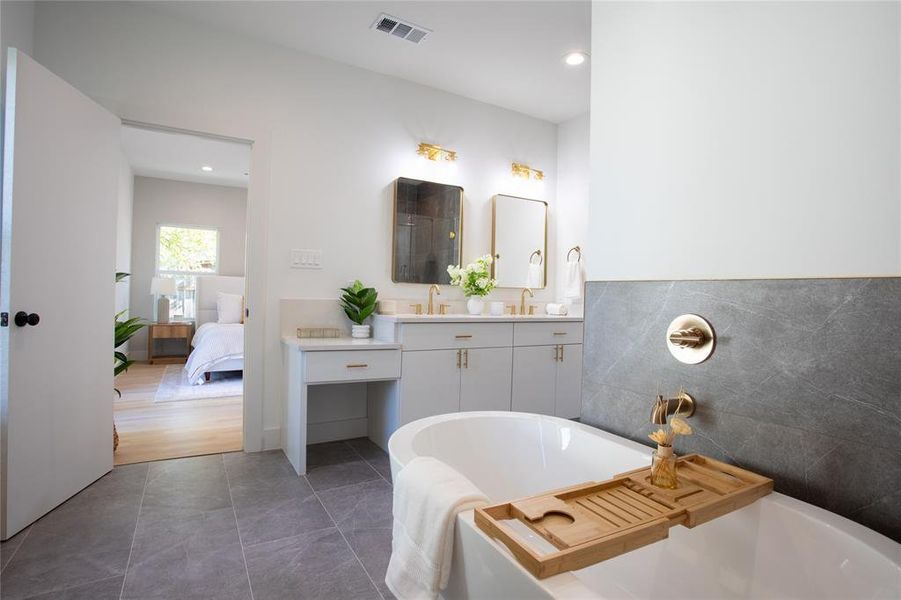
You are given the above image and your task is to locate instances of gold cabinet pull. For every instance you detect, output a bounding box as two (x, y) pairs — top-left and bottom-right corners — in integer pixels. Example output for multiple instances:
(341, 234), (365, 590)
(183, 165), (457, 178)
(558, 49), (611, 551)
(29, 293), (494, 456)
(559, 345), (564, 362)
(346, 363), (369, 369)
(554, 345), (560, 361)
(455, 334), (472, 339)
(463, 349), (469, 369)
(456, 349), (461, 369)
(553, 332), (567, 336)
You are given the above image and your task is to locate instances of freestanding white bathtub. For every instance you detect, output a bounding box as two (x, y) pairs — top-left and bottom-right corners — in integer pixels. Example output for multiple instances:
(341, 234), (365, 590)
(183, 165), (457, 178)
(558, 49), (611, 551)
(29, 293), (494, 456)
(389, 412), (901, 599)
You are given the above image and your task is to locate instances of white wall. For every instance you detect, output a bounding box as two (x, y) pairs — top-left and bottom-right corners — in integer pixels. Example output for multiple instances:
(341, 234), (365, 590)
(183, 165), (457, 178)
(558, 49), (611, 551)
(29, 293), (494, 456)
(128, 176), (247, 358)
(555, 112), (590, 302)
(1, 0), (35, 83)
(589, 1), (901, 280)
(1, 0), (35, 192)
(31, 1), (559, 447)
(115, 153), (133, 349)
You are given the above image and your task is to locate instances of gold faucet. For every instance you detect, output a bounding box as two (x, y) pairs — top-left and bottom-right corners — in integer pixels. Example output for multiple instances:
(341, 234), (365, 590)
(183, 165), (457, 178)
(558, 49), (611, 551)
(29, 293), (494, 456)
(651, 390), (697, 425)
(428, 284), (441, 315)
(519, 288), (534, 315)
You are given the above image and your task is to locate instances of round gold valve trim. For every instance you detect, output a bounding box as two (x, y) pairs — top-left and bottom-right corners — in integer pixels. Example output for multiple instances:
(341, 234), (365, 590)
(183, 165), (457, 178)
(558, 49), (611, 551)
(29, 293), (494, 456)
(666, 314), (716, 364)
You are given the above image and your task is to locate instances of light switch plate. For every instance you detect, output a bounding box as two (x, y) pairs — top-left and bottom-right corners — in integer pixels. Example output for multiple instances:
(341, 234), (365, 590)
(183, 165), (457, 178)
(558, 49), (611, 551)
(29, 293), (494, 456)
(291, 249), (322, 269)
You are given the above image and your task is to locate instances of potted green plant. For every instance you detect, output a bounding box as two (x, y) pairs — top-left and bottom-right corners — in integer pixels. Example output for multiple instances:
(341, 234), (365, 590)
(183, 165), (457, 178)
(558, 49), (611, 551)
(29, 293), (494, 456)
(113, 272), (146, 450)
(340, 280), (378, 338)
(447, 255), (497, 315)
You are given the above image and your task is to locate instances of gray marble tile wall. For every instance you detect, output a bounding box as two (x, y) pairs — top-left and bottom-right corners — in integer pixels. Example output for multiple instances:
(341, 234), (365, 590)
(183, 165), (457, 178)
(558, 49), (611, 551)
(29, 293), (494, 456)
(582, 278), (901, 541)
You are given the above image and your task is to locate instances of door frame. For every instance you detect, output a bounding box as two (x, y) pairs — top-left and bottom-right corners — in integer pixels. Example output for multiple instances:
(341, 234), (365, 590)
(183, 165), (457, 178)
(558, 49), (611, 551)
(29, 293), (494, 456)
(121, 118), (270, 453)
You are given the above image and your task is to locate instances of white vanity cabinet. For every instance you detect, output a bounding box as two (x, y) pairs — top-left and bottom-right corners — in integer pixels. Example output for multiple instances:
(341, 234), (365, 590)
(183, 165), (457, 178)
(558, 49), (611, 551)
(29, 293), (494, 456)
(369, 315), (583, 449)
(511, 321), (583, 418)
(398, 323), (514, 422)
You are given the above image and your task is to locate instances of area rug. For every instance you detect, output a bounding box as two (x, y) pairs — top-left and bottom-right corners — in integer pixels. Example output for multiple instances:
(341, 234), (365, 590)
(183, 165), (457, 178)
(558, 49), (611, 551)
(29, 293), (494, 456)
(154, 364), (243, 402)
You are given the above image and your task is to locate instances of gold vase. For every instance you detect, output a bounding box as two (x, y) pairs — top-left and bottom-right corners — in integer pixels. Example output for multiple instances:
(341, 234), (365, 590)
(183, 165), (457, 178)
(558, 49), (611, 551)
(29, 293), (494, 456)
(650, 444), (677, 489)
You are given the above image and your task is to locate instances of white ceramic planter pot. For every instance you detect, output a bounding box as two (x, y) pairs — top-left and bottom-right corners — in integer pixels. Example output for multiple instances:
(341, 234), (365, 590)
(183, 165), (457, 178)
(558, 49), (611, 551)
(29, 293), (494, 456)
(466, 297), (485, 315)
(351, 324), (371, 339)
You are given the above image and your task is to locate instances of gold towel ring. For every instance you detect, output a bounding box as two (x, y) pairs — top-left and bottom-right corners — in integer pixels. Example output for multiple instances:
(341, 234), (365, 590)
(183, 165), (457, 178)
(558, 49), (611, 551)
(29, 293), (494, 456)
(529, 249), (543, 265)
(566, 246), (582, 262)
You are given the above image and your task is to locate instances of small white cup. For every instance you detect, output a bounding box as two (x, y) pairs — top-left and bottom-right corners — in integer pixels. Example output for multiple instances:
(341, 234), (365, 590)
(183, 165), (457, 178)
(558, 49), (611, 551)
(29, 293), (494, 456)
(489, 301), (505, 316)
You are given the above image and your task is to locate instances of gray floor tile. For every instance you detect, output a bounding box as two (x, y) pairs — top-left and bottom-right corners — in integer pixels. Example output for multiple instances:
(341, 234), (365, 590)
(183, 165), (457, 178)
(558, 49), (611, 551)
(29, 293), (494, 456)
(234, 488), (333, 547)
(318, 479), (394, 598)
(306, 441), (360, 468)
(141, 454), (231, 519)
(122, 506), (251, 600)
(224, 449), (297, 484)
(226, 449), (335, 546)
(317, 478), (393, 532)
(1, 526), (31, 572)
(366, 454), (393, 482)
(306, 459), (382, 492)
(23, 575), (124, 600)
(0, 467), (146, 599)
(244, 527), (380, 600)
(344, 438), (387, 463)
(0, 535), (131, 600)
(346, 438), (393, 482)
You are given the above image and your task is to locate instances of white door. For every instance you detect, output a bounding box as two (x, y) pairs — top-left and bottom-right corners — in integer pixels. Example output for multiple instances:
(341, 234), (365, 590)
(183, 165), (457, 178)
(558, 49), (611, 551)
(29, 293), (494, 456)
(1, 50), (120, 539)
(555, 344), (583, 419)
(460, 347), (512, 412)
(512, 346), (557, 415)
(399, 350), (461, 424)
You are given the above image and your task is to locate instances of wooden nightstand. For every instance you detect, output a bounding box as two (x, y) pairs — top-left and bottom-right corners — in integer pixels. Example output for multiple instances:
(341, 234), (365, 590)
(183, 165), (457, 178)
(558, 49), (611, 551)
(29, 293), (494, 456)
(147, 322), (194, 364)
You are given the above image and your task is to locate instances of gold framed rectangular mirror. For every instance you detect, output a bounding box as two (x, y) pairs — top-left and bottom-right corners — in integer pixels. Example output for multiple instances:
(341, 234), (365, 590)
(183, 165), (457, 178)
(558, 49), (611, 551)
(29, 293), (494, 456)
(392, 177), (463, 284)
(491, 194), (548, 288)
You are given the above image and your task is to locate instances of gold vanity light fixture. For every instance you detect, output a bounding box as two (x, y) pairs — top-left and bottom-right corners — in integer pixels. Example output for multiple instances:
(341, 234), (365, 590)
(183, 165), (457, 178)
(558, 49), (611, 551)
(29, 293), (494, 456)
(666, 314), (716, 365)
(417, 142), (457, 162)
(512, 162), (544, 181)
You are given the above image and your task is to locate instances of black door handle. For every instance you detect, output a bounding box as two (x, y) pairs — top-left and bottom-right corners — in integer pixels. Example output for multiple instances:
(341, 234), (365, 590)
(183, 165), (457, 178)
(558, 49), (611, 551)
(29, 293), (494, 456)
(14, 312), (40, 327)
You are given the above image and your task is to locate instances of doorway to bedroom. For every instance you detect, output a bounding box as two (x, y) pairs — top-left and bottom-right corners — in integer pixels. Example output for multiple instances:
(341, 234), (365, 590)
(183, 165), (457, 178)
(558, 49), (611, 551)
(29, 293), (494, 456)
(113, 123), (250, 465)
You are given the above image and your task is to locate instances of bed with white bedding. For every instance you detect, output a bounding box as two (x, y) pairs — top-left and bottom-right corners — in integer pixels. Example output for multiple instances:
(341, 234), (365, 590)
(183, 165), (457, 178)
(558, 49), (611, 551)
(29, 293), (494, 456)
(185, 275), (245, 385)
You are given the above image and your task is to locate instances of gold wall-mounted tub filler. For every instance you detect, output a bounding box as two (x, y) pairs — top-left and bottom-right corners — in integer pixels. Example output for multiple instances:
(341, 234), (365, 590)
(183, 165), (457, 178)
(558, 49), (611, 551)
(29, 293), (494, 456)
(666, 314), (716, 364)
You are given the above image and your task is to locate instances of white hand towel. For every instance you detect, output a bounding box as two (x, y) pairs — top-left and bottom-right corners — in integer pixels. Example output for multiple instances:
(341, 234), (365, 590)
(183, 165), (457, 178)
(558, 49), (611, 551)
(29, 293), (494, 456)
(385, 457), (488, 600)
(527, 262), (543, 288)
(563, 259), (585, 301)
(545, 303), (569, 316)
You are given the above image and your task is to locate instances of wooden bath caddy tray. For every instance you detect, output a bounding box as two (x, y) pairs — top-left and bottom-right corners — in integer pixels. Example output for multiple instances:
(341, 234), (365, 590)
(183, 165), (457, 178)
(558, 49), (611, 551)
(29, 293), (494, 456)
(474, 454), (773, 579)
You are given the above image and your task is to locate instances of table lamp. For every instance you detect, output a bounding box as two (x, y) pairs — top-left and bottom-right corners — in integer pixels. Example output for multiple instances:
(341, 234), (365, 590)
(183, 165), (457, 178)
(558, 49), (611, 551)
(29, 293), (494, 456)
(150, 277), (177, 323)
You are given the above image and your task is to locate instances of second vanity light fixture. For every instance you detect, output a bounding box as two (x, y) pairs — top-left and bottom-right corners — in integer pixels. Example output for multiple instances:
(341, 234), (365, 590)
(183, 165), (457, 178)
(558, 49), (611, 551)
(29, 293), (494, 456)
(417, 142), (457, 162)
(512, 162), (544, 181)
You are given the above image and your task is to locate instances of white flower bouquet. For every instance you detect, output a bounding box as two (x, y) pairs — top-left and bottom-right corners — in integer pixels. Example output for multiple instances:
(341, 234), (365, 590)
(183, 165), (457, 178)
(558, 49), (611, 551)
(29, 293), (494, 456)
(447, 255), (497, 297)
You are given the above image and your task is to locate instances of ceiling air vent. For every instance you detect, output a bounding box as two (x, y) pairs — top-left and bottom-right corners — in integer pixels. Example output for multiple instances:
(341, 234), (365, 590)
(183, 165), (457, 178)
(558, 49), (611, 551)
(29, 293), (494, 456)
(371, 13), (431, 44)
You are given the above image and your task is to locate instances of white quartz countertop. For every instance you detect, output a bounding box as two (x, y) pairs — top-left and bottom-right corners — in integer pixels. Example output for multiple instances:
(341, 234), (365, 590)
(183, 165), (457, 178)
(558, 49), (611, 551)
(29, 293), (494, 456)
(281, 336), (402, 351)
(372, 313), (583, 323)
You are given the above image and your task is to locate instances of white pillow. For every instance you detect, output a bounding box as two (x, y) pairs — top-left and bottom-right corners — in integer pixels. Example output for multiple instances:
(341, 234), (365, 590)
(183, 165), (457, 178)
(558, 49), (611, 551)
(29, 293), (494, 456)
(217, 292), (244, 324)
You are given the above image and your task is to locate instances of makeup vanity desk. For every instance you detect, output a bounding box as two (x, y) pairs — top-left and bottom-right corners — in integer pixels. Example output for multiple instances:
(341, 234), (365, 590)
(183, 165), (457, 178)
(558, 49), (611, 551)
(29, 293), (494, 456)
(281, 336), (402, 475)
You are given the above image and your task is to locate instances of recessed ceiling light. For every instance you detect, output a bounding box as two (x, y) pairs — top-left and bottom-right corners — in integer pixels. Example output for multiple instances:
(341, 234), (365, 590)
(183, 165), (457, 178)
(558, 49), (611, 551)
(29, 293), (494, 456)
(201, 165), (213, 172)
(563, 52), (588, 66)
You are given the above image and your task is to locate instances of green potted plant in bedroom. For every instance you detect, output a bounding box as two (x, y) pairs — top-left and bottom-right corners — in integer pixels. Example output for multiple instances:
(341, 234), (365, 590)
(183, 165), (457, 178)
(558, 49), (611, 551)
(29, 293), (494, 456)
(113, 272), (146, 450)
(340, 280), (378, 338)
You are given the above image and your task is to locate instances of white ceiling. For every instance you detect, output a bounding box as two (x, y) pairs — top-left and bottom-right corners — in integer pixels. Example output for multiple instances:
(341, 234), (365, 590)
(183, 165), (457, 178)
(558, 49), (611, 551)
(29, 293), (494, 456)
(144, 1), (590, 124)
(121, 125), (251, 188)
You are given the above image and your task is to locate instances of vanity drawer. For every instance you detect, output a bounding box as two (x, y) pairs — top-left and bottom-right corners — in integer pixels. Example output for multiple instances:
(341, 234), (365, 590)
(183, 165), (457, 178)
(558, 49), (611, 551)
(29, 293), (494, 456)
(513, 321), (583, 346)
(399, 323), (513, 351)
(303, 349), (401, 384)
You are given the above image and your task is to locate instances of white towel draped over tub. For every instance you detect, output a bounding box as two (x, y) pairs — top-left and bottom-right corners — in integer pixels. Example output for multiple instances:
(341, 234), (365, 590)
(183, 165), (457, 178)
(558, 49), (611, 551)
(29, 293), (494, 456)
(386, 457), (488, 600)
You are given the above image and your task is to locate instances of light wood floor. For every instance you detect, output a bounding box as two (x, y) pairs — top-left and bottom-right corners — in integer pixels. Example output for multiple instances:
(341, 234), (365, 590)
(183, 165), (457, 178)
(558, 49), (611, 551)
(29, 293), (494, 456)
(114, 362), (242, 465)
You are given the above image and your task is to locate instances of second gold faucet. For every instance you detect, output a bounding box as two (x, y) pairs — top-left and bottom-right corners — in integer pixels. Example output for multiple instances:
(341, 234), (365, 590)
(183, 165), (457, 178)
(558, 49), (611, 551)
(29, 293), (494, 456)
(428, 284), (441, 315)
